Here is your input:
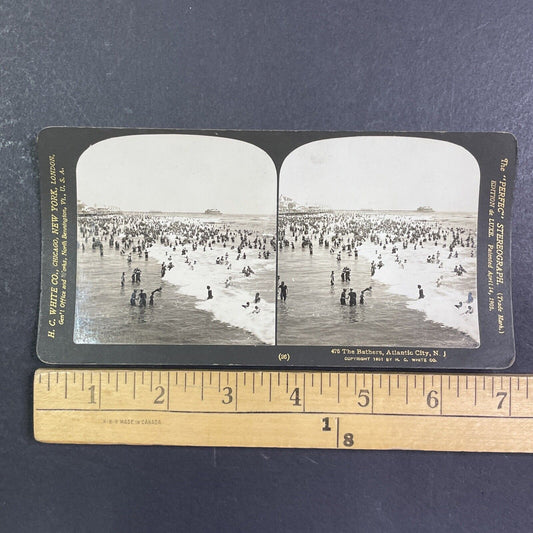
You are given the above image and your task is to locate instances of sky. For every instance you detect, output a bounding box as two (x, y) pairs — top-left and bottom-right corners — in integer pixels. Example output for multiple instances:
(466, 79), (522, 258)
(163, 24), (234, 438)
(76, 134), (277, 215)
(279, 136), (480, 212)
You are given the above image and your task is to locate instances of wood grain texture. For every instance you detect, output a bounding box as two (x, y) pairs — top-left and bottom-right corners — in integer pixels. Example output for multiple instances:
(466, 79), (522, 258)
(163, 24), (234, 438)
(34, 369), (533, 452)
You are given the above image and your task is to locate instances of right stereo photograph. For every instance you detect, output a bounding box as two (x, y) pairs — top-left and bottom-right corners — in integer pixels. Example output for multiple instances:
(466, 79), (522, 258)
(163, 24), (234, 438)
(276, 136), (480, 348)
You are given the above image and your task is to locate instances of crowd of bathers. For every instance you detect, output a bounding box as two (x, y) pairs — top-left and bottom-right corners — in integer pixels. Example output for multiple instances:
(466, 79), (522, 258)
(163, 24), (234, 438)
(278, 212), (475, 256)
(78, 214), (276, 307)
(277, 212), (476, 307)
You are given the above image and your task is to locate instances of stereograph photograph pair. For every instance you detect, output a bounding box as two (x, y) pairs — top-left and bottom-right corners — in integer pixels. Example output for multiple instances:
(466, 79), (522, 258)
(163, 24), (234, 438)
(37, 128), (515, 369)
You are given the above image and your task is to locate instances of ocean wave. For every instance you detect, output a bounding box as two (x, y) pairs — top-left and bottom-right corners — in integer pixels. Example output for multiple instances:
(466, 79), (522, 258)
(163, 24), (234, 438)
(148, 243), (275, 345)
(357, 243), (480, 343)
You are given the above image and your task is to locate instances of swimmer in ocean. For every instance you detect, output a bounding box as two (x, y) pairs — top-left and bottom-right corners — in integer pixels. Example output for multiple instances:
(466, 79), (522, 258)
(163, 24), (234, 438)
(279, 281), (288, 301)
(360, 286), (372, 304)
(139, 289), (147, 307)
(340, 289), (347, 305)
(418, 284), (425, 299)
(348, 289), (357, 306)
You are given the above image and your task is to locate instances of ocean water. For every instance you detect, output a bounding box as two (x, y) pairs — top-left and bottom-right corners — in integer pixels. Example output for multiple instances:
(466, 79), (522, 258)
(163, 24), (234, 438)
(74, 213), (276, 345)
(276, 211), (479, 348)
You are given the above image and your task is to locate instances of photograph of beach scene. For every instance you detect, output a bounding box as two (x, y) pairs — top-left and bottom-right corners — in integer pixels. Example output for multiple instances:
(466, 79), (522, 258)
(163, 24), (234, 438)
(277, 136), (480, 348)
(74, 134), (277, 345)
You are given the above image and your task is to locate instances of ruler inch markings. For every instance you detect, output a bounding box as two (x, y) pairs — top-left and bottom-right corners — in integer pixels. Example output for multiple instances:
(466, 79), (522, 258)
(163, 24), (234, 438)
(303, 373), (306, 413)
(235, 373), (238, 411)
(33, 370), (533, 452)
(509, 376), (512, 417)
(371, 374), (374, 414)
(439, 375), (443, 415)
(167, 371), (170, 411)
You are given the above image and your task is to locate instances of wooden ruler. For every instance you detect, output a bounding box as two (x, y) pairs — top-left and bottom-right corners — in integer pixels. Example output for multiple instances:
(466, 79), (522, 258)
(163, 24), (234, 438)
(33, 369), (533, 452)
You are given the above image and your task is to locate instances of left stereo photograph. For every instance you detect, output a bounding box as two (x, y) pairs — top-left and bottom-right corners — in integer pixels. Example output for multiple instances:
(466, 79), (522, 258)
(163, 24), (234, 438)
(73, 134), (277, 347)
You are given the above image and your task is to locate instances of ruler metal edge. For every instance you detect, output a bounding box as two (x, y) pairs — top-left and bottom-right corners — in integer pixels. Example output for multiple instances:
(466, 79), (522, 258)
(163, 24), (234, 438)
(34, 368), (533, 452)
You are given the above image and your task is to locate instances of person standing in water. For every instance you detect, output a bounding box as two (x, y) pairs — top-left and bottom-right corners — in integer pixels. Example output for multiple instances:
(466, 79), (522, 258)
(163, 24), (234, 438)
(330, 270), (335, 286)
(207, 286), (213, 300)
(359, 287), (371, 304)
(139, 289), (147, 307)
(279, 281), (288, 302)
(130, 289), (137, 306)
(348, 288), (357, 306)
(418, 284), (425, 299)
(121, 272), (125, 287)
(340, 289), (347, 305)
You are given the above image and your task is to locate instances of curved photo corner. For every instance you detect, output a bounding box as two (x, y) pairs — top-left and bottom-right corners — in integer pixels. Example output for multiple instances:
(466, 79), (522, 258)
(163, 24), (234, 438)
(74, 134), (278, 345)
(277, 136), (481, 348)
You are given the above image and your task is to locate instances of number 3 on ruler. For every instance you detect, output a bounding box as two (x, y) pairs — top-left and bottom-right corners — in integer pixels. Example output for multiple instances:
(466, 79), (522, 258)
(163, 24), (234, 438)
(222, 386), (233, 404)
